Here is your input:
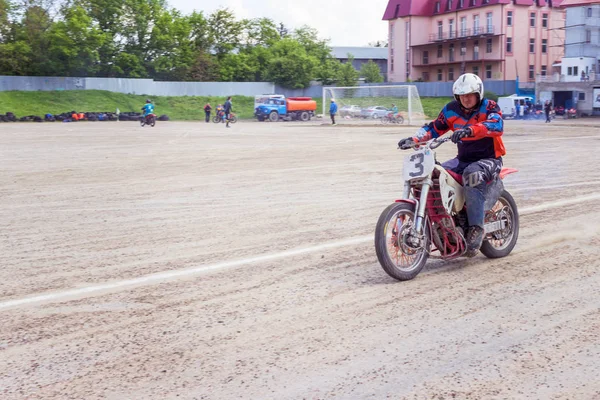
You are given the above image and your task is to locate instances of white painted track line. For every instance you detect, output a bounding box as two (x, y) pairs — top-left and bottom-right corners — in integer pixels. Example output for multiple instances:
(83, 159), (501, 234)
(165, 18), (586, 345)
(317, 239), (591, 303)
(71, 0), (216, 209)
(1, 193), (599, 311)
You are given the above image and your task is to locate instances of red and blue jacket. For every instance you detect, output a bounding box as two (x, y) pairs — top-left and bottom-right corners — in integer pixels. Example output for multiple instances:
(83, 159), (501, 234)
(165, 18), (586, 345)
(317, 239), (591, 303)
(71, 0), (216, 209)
(414, 98), (506, 163)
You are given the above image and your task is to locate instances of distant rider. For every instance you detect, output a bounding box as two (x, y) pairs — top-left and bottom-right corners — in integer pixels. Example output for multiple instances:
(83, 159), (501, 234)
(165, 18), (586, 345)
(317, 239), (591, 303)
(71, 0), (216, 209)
(141, 99), (155, 121)
(397, 73), (506, 256)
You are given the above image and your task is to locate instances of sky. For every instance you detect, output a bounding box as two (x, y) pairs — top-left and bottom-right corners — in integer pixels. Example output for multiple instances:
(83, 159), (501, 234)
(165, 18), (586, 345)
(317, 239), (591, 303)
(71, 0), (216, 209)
(168, 0), (390, 47)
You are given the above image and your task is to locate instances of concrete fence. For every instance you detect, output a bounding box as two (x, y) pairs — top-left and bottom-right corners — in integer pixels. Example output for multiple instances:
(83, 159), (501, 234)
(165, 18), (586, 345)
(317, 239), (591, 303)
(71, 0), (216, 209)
(0, 75), (517, 98)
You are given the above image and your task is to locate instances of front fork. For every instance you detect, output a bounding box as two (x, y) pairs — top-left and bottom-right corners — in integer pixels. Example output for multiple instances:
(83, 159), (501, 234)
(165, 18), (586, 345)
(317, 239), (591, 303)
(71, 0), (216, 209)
(407, 179), (432, 235)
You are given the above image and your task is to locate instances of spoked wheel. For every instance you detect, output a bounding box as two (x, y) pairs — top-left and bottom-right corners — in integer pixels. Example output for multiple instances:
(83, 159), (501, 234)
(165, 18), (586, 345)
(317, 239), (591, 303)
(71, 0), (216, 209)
(395, 115), (405, 124)
(381, 116), (391, 124)
(149, 116), (156, 127)
(480, 190), (519, 258)
(229, 115), (238, 124)
(140, 119), (145, 127)
(212, 116), (221, 123)
(375, 202), (430, 281)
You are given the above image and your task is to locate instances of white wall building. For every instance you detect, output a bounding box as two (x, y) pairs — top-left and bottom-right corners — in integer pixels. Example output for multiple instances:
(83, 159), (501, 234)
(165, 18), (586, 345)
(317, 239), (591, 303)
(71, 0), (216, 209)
(560, 1), (600, 81)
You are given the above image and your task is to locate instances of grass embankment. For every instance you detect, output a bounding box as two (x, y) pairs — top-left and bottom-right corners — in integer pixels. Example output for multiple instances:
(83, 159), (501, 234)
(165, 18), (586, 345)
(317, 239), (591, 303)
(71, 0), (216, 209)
(0, 90), (450, 121)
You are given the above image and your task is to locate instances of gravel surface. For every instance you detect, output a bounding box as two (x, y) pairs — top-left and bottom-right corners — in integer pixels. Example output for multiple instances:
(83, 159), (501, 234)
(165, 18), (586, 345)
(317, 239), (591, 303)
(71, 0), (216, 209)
(1, 119), (599, 399)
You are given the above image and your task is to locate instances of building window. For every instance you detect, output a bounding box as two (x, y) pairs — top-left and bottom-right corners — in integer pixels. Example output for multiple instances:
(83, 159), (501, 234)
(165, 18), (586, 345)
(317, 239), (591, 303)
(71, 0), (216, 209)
(448, 67), (454, 81)
(473, 15), (480, 34)
(587, 7), (592, 18)
(542, 39), (547, 53)
(541, 65), (547, 76)
(507, 11), (513, 26)
(458, 0), (463, 9)
(470, 0), (475, 5)
(530, 13), (535, 27)
(460, 17), (467, 36)
(460, 41), (466, 56)
(472, 66), (479, 77)
(473, 40), (479, 60)
(486, 38), (493, 53)
(586, 30), (592, 43)
(529, 39), (535, 53)
(579, 92), (585, 101)
(568, 66), (573, 75)
(435, 1), (440, 13)
(423, 51), (429, 65)
(486, 65), (492, 79)
(449, 44), (455, 61)
(438, 45), (443, 58)
(486, 13), (493, 33)
(438, 21), (443, 39)
(423, 72), (430, 81)
(449, 19), (455, 38)
(574, 66), (579, 76)
(529, 65), (535, 79)
(506, 37), (512, 53)
(542, 13), (548, 28)
(446, 0), (452, 11)
(438, 69), (443, 81)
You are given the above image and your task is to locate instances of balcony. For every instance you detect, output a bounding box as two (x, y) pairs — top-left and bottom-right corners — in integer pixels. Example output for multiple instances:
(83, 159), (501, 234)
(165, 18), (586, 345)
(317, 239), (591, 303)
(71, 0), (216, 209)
(428, 26), (498, 43)
(413, 56), (504, 68)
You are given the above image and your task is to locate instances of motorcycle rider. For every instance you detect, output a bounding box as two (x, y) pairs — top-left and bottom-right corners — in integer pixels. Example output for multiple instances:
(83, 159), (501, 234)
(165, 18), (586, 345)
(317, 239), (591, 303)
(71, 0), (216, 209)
(398, 73), (505, 256)
(141, 99), (155, 121)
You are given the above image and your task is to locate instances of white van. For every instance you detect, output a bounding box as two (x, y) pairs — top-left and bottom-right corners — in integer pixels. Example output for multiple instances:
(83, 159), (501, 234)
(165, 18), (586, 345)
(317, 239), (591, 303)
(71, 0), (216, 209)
(497, 95), (533, 118)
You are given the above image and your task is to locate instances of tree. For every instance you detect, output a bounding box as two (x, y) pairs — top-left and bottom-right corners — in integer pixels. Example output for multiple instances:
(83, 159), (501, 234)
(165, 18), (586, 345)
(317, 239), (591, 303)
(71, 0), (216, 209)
(207, 8), (243, 58)
(277, 22), (288, 38)
(242, 17), (279, 48)
(46, 5), (106, 76)
(266, 38), (317, 89)
(360, 60), (383, 83)
(337, 54), (359, 87)
(187, 51), (218, 81)
(314, 58), (340, 86)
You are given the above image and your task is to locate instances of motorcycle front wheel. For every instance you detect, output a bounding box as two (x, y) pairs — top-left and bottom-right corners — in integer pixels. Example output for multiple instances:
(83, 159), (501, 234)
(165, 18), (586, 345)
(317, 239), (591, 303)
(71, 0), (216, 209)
(375, 202), (430, 281)
(480, 190), (519, 258)
(140, 118), (145, 127)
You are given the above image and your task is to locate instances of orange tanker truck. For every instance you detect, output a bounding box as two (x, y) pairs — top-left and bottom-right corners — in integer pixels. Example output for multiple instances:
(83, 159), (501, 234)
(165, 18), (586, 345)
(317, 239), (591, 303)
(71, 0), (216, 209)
(254, 95), (317, 122)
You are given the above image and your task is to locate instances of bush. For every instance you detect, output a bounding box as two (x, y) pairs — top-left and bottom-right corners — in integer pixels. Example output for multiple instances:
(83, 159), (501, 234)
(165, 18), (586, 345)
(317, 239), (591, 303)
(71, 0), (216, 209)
(484, 90), (498, 102)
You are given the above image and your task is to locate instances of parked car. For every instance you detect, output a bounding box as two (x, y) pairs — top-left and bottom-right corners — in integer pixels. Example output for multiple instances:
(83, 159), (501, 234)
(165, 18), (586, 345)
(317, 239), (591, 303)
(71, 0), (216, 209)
(361, 106), (389, 119)
(339, 105), (362, 118)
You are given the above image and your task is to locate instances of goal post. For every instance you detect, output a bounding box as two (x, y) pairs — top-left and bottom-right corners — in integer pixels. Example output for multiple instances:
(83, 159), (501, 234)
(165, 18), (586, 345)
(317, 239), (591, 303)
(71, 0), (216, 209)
(322, 85), (426, 126)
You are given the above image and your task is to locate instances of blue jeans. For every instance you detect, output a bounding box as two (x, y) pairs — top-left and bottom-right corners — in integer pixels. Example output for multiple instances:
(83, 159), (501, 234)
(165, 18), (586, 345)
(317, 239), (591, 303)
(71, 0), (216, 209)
(442, 157), (503, 228)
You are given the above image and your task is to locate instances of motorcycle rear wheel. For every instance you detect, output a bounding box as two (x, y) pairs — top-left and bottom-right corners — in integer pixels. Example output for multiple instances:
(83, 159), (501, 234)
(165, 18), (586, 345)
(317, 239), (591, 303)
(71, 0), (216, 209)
(375, 202), (430, 281)
(480, 190), (519, 258)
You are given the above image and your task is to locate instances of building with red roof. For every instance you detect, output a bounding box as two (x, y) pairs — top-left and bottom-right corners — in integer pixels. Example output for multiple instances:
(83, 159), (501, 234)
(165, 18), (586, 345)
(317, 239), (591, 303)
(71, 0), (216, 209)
(383, 0), (565, 83)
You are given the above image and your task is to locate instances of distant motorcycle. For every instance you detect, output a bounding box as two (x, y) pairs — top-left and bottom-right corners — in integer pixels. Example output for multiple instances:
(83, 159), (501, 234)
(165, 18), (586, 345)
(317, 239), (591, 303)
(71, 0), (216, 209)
(382, 112), (405, 125)
(140, 113), (156, 127)
(213, 111), (238, 124)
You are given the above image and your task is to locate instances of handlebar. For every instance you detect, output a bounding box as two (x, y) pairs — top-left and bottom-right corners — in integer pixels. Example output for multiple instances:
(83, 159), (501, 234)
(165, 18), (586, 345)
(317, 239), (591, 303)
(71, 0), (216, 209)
(399, 135), (451, 151)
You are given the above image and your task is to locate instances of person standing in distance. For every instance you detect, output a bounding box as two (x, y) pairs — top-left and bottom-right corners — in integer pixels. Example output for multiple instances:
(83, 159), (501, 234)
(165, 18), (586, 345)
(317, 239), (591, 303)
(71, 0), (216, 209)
(330, 99), (338, 125)
(204, 103), (212, 123)
(224, 96), (233, 128)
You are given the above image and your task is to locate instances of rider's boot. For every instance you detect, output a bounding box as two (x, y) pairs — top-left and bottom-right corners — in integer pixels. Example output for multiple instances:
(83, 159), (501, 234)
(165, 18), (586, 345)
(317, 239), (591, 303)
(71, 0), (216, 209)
(465, 225), (484, 257)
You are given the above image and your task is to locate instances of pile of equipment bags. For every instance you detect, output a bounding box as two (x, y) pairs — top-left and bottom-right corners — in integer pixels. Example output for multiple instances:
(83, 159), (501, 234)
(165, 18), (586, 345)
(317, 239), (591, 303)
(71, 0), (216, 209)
(0, 111), (170, 122)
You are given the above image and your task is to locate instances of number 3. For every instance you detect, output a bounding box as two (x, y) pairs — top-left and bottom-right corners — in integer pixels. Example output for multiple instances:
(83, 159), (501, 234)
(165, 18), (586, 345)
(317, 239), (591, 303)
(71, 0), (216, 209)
(409, 153), (425, 177)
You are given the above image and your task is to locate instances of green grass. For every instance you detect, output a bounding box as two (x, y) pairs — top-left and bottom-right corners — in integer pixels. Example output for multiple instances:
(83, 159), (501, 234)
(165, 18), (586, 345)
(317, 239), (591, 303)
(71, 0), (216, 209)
(0, 90), (448, 120)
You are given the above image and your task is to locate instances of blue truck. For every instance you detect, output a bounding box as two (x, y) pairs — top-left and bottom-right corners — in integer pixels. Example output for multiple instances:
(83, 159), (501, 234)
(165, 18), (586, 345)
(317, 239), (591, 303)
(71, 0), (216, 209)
(254, 95), (317, 122)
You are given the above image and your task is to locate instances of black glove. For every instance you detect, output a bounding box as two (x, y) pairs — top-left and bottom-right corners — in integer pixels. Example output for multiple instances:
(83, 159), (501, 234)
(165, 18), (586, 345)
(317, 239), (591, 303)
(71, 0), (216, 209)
(398, 137), (415, 150)
(451, 128), (471, 144)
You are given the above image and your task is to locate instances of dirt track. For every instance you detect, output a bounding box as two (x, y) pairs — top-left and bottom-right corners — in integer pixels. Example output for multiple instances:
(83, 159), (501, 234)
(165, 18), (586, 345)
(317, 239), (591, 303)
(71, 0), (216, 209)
(1, 119), (600, 399)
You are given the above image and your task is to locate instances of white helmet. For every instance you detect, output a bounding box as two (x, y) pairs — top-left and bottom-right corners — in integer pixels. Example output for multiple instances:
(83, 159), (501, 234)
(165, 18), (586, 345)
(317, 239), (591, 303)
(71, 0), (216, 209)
(453, 73), (484, 107)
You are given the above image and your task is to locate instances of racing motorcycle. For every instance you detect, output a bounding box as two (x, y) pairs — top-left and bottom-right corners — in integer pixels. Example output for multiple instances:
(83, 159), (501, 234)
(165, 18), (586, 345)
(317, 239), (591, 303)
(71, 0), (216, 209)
(374, 135), (519, 281)
(140, 113), (156, 127)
